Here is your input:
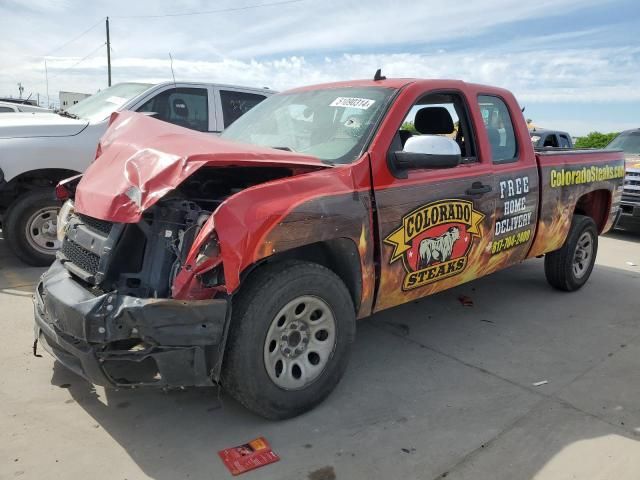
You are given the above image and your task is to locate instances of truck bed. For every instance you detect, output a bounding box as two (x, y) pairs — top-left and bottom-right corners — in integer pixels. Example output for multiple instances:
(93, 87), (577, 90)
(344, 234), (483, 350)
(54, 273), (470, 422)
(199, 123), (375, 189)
(528, 148), (625, 258)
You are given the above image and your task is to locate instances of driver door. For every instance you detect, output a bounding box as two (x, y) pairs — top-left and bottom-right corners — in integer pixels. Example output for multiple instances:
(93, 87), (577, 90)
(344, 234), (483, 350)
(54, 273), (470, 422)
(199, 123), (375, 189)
(372, 90), (497, 312)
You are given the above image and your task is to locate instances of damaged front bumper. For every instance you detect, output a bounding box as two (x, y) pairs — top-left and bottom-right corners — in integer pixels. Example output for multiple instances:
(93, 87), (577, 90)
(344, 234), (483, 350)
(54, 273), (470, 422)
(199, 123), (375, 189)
(34, 260), (230, 388)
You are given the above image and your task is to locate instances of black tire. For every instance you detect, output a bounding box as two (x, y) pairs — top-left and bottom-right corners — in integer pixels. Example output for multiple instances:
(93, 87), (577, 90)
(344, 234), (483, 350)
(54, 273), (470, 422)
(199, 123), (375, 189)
(221, 260), (356, 419)
(4, 189), (62, 267)
(544, 214), (598, 291)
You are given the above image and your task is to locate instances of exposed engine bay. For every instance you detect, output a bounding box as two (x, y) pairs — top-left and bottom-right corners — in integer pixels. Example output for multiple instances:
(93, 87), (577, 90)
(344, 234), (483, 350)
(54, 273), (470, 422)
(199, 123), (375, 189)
(59, 166), (295, 298)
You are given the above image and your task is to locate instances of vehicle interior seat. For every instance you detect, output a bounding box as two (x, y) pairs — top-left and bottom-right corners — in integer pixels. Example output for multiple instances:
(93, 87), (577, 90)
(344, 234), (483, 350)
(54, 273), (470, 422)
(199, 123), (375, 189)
(414, 106), (455, 136)
(172, 98), (192, 129)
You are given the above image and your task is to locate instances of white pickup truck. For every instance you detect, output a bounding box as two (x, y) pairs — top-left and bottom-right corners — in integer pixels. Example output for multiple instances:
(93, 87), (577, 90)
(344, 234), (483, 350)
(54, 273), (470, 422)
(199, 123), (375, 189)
(0, 81), (274, 265)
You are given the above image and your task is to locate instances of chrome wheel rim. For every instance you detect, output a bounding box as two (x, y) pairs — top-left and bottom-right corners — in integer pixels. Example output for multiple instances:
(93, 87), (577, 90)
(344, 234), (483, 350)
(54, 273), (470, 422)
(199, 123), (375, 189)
(24, 207), (61, 255)
(573, 231), (593, 279)
(263, 295), (337, 390)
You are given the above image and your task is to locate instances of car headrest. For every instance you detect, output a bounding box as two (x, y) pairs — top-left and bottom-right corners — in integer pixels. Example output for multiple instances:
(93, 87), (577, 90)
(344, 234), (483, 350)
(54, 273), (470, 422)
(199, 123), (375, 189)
(172, 98), (189, 118)
(414, 107), (454, 134)
(486, 127), (501, 150)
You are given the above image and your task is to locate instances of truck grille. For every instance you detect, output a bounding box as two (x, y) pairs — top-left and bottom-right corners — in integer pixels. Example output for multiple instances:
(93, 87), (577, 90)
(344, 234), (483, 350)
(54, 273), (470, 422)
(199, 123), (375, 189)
(77, 213), (113, 235)
(623, 168), (640, 199)
(61, 238), (101, 275)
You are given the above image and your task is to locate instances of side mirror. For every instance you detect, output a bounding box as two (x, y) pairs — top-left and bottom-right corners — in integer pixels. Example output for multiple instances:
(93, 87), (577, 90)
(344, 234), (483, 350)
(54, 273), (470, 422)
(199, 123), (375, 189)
(393, 135), (461, 171)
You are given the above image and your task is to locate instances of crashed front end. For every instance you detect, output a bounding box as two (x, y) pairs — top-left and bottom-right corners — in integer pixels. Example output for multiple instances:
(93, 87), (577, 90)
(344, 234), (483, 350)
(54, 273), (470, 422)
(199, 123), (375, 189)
(33, 111), (325, 388)
(34, 200), (229, 387)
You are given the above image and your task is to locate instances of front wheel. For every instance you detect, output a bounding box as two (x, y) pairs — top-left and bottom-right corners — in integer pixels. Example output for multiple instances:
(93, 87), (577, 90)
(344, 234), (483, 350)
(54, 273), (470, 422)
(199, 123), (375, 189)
(221, 261), (356, 419)
(544, 214), (598, 291)
(4, 189), (62, 266)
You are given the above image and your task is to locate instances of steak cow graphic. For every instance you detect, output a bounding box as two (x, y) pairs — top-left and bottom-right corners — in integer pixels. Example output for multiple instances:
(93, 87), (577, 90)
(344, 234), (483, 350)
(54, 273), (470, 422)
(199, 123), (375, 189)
(384, 199), (484, 291)
(418, 226), (460, 270)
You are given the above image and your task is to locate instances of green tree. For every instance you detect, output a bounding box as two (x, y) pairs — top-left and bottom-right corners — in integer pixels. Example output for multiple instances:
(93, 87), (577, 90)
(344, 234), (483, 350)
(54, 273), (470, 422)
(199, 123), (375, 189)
(574, 131), (619, 149)
(401, 121), (419, 134)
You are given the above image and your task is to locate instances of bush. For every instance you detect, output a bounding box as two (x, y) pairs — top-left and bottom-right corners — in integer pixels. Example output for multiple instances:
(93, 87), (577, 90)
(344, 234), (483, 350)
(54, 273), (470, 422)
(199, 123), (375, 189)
(401, 122), (419, 134)
(574, 132), (619, 149)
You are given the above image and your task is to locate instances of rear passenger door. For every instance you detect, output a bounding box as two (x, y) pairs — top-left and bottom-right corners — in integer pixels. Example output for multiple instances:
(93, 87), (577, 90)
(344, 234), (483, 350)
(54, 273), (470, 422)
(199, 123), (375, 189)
(477, 95), (539, 267)
(215, 88), (267, 130)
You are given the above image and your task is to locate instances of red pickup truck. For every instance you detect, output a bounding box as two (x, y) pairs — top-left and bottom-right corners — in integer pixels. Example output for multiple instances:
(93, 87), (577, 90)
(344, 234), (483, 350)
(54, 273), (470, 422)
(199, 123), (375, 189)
(34, 77), (624, 419)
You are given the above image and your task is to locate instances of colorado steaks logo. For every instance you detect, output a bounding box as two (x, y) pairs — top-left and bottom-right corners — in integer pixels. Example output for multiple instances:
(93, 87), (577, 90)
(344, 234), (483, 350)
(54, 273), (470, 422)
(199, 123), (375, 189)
(384, 199), (485, 290)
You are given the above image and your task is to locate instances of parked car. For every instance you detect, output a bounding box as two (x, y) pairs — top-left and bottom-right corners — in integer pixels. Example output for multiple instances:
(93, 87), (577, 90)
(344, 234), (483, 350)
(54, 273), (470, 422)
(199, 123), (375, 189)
(606, 128), (640, 227)
(530, 128), (573, 148)
(0, 101), (53, 113)
(34, 77), (624, 419)
(0, 81), (274, 265)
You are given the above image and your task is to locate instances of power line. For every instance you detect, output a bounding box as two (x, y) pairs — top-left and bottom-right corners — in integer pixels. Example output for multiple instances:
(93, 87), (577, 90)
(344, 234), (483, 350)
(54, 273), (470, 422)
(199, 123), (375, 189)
(48, 42), (107, 80)
(111, 0), (303, 19)
(44, 17), (105, 57)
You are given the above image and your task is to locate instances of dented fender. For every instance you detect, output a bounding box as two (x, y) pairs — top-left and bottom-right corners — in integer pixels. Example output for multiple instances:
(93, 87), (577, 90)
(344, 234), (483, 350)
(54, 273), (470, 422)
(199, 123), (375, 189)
(171, 155), (377, 317)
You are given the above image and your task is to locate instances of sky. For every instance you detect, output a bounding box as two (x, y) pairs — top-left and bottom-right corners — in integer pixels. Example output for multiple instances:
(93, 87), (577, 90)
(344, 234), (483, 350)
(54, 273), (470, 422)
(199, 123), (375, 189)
(1, 0), (639, 136)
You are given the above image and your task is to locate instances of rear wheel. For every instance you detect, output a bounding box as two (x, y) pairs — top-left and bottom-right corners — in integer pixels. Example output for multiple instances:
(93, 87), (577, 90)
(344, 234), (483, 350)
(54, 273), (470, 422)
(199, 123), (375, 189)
(221, 261), (355, 419)
(544, 214), (598, 291)
(4, 189), (61, 266)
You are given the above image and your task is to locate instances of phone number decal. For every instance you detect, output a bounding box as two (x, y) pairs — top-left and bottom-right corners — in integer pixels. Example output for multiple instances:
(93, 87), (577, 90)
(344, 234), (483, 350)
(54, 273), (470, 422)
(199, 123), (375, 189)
(491, 229), (532, 255)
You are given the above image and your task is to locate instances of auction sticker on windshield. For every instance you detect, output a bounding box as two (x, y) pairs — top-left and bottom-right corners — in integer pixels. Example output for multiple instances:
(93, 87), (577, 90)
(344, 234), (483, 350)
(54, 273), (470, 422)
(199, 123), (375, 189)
(330, 97), (376, 109)
(105, 96), (127, 105)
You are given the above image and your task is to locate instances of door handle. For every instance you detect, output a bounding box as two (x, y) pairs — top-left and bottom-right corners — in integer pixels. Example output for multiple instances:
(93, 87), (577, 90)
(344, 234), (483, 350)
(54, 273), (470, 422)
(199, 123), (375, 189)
(466, 182), (492, 195)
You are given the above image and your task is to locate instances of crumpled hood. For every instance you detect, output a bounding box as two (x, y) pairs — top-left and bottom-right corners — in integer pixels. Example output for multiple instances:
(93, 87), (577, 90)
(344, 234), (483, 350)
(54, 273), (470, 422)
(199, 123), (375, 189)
(75, 111), (327, 222)
(0, 112), (88, 138)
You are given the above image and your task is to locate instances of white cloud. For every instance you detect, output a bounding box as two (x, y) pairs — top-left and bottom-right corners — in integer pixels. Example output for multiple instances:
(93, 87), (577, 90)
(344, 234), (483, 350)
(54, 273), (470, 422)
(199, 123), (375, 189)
(0, 0), (637, 135)
(16, 47), (638, 104)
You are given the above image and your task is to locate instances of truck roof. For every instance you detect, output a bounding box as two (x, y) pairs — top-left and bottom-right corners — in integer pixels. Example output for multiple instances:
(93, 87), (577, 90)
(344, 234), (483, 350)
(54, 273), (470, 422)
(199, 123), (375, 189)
(152, 80), (276, 94)
(529, 128), (571, 137)
(286, 78), (511, 95)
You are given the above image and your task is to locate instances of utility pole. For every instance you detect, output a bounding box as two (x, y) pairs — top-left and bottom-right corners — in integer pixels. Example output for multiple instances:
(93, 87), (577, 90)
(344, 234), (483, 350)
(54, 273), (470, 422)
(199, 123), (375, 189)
(44, 60), (50, 108)
(106, 16), (111, 86)
(17, 82), (24, 99)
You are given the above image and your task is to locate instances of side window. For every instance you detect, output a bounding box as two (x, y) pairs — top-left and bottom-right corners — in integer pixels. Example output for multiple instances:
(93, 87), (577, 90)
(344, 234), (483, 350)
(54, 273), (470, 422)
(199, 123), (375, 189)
(543, 134), (559, 148)
(0, 106), (15, 112)
(559, 135), (571, 148)
(396, 92), (477, 163)
(137, 87), (209, 132)
(478, 95), (517, 163)
(220, 90), (266, 128)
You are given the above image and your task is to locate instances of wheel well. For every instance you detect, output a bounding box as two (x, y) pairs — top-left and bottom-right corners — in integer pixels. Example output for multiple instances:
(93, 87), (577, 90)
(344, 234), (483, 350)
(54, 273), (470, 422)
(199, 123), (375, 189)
(574, 189), (610, 233)
(1, 168), (79, 209)
(241, 239), (362, 312)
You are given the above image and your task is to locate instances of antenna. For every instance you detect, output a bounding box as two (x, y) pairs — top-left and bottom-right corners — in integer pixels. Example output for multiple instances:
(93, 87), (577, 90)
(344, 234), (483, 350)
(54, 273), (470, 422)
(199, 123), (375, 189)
(373, 69), (386, 81)
(169, 53), (177, 88)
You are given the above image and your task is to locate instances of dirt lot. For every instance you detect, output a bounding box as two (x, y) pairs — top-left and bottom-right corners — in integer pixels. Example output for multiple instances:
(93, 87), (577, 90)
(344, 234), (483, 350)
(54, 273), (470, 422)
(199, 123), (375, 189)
(1, 227), (640, 480)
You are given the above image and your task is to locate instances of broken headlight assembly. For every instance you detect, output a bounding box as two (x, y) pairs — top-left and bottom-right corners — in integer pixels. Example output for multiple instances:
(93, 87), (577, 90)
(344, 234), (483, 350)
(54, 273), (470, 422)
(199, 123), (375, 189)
(57, 199), (75, 242)
(195, 232), (220, 267)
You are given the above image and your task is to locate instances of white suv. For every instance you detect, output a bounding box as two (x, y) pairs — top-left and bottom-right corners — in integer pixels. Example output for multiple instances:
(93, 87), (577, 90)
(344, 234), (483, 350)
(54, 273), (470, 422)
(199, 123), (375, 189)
(0, 81), (274, 265)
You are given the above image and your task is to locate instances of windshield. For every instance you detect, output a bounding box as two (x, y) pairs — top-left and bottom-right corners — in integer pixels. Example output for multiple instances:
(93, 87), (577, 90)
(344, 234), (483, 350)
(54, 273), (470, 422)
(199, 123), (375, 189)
(66, 82), (152, 121)
(221, 86), (395, 164)
(606, 131), (640, 155)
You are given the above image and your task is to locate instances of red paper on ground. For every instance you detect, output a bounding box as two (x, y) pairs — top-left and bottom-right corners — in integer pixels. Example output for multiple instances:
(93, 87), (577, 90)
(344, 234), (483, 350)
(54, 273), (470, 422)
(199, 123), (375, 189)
(218, 437), (280, 476)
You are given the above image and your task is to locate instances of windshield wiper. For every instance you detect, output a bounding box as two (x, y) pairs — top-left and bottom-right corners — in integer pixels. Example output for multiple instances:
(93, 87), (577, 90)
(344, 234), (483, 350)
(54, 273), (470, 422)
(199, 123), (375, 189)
(56, 110), (80, 119)
(270, 146), (294, 152)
